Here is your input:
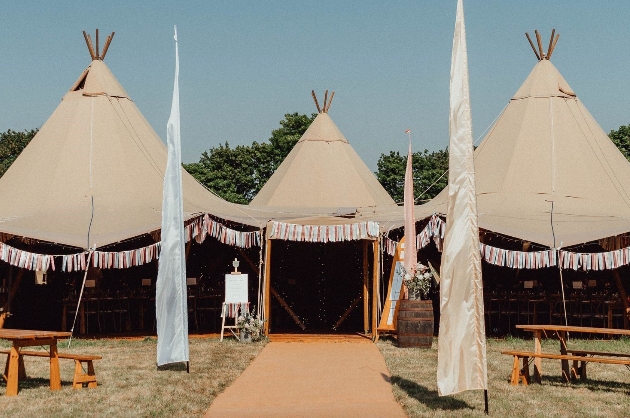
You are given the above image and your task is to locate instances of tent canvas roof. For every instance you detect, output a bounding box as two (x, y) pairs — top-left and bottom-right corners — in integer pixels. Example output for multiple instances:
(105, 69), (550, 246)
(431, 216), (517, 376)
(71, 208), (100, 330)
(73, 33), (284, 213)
(0, 57), (267, 249)
(250, 111), (396, 210)
(415, 58), (630, 248)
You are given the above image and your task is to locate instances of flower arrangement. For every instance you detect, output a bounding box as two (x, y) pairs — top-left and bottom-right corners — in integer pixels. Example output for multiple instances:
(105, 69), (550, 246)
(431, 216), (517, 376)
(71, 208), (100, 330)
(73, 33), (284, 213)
(403, 262), (434, 300)
(236, 309), (265, 340)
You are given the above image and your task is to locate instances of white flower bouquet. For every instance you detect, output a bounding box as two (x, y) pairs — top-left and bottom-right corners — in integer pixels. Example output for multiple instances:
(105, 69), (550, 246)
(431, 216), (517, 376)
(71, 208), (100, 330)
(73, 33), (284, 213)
(403, 262), (434, 300)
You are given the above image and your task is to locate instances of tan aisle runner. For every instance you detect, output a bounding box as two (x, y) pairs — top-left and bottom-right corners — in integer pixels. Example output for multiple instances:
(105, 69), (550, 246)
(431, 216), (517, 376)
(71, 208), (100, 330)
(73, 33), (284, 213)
(205, 341), (406, 417)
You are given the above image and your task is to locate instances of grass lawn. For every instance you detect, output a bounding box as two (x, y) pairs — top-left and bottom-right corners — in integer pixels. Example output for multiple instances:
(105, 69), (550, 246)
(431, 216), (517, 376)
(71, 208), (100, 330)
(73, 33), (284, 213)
(0, 336), (266, 417)
(378, 336), (630, 418)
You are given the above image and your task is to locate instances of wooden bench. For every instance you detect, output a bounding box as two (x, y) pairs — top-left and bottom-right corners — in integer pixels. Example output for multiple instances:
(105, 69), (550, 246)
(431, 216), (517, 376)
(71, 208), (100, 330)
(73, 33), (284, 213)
(0, 349), (102, 389)
(501, 350), (630, 385)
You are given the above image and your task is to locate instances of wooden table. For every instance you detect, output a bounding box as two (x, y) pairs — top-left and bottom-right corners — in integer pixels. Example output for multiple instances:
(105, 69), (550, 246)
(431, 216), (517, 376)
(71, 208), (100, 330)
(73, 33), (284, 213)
(0, 329), (71, 396)
(516, 324), (630, 382)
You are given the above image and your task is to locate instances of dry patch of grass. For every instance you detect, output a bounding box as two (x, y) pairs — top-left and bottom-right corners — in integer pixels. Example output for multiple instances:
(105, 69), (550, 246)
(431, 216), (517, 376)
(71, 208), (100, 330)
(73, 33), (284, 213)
(0, 336), (266, 417)
(379, 336), (630, 418)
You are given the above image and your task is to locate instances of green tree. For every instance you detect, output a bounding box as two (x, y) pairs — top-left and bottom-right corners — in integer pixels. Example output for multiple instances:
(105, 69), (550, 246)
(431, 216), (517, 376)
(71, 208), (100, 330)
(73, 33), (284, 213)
(184, 113), (316, 204)
(376, 148), (449, 203)
(0, 129), (38, 178)
(609, 124), (630, 161)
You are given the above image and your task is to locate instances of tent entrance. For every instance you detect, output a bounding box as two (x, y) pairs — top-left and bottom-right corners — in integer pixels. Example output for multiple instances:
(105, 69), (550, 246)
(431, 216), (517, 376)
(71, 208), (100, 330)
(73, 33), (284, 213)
(268, 240), (368, 333)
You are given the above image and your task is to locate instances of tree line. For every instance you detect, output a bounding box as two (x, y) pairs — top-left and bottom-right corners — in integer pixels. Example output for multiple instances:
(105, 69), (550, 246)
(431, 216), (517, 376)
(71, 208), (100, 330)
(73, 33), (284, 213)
(3, 116), (630, 204)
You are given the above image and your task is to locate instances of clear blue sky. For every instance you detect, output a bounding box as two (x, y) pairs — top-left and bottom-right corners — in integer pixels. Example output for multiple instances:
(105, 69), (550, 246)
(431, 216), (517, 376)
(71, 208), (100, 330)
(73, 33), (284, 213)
(1, 1), (629, 170)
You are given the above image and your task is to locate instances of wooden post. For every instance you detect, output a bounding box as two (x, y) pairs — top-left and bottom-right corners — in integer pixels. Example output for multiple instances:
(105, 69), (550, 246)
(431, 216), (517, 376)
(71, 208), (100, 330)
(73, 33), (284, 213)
(533, 330), (542, 382)
(0, 269), (25, 329)
(559, 332), (571, 382)
(49, 341), (61, 391)
(363, 241), (369, 334)
(264, 239), (272, 335)
(612, 269), (630, 328)
(371, 240), (379, 341)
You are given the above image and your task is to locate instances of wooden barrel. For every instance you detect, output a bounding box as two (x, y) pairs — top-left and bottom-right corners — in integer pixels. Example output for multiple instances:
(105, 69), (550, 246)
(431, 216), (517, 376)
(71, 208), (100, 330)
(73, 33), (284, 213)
(397, 299), (434, 348)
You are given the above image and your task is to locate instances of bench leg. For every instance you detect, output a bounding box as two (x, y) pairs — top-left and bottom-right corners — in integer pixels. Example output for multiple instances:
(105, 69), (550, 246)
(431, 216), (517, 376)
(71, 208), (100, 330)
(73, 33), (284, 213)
(73, 361), (83, 389)
(87, 361), (97, 388)
(571, 360), (579, 381)
(6, 347), (20, 396)
(510, 356), (520, 385)
(580, 361), (587, 380)
(73, 360), (97, 389)
(521, 356), (530, 386)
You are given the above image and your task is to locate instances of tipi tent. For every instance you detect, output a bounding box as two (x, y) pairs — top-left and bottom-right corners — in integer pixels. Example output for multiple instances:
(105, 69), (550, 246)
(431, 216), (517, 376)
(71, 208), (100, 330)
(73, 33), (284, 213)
(250, 92), (397, 335)
(0, 32), (266, 250)
(415, 31), (630, 249)
(250, 96), (396, 210)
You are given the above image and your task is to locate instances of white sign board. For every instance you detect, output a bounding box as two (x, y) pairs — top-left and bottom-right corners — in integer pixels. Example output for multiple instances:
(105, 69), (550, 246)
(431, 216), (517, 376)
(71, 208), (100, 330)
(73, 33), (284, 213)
(225, 274), (248, 303)
(386, 262), (405, 325)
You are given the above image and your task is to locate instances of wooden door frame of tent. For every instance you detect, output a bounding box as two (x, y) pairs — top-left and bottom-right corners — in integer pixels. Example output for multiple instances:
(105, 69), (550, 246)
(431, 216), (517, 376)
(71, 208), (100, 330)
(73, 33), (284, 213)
(613, 269), (630, 327)
(0, 267), (25, 329)
(262, 237), (381, 336)
(363, 240), (369, 334)
(263, 239), (272, 334)
(371, 239), (380, 341)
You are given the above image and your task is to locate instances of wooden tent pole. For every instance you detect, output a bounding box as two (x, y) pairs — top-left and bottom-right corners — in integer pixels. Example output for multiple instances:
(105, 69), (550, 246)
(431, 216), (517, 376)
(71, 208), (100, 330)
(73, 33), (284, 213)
(82, 31), (96, 60)
(311, 90), (321, 113)
(95, 29), (100, 59)
(371, 240), (379, 341)
(525, 33), (540, 61)
(101, 32), (115, 60)
(327, 91), (335, 112)
(612, 269), (630, 328)
(535, 30), (544, 60)
(263, 239), (272, 335)
(547, 34), (560, 60)
(546, 29), (556, 60)
(363, 240), (369, 334)
(323, 90), (328, 112)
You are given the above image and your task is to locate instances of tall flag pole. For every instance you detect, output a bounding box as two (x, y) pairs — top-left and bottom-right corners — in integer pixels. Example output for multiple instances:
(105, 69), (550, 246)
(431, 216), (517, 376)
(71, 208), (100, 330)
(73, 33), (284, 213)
(403, 129), (417, 273)
(156, 25), (189, 368)
(437, 0), (488, 410)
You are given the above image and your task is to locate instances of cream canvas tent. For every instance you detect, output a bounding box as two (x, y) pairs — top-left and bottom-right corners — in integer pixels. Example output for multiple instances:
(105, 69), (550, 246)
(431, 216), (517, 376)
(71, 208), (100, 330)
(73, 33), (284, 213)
(412, 31), (630, 249)
(250, 94), (396, 210)
(250, 92), (397, 335)
(0, 32), (267, 250)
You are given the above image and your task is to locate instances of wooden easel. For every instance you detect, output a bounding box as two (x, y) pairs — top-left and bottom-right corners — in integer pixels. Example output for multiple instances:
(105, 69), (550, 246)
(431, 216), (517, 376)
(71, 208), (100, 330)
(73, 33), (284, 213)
(220, 263), (249, 342)
(219, 302), (246, 342)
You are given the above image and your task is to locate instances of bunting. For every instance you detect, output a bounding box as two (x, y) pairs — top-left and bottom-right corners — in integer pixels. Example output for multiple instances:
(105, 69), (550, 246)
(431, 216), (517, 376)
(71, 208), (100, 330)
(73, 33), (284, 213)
(0, 215), (261, 272)
(479, 243), (557, 269)
(268, 220), (379, 242)
(384, 214), (445, 256)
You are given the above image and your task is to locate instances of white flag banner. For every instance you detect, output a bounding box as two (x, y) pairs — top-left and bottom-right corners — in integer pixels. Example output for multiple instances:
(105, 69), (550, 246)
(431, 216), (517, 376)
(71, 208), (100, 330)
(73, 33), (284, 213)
(437, 0), (488, 396)
(156, 25), (189, 366)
